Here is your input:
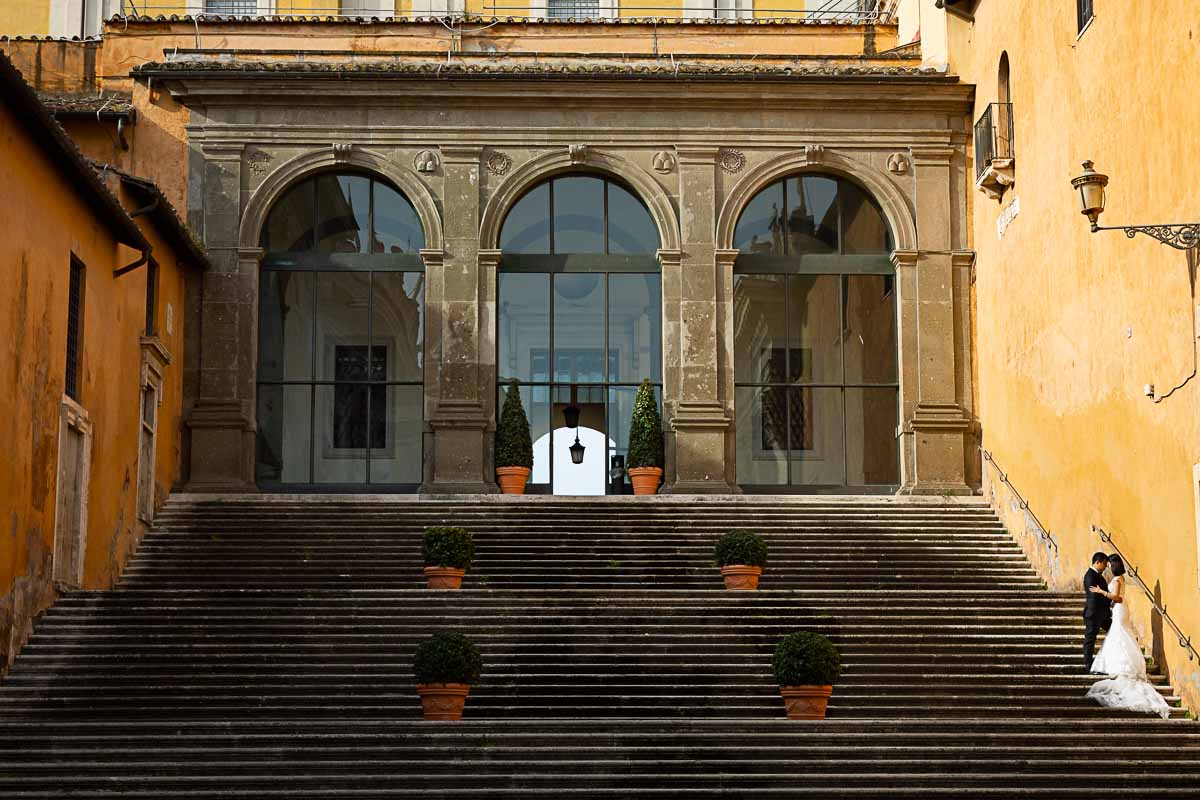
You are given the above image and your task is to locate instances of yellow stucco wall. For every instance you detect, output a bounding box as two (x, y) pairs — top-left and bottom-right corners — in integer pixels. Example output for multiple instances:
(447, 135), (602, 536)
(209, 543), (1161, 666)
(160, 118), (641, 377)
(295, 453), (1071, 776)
(0, 96), (194, 670)
(949, 4), (1200, 713)
(0, 2), (49, 36)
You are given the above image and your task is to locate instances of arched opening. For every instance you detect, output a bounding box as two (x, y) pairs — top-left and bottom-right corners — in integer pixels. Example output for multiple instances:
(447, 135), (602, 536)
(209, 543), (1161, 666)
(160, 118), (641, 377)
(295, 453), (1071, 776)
(496, 173), (662, 495)
(255, 171), (426, 490)
(731, 172), (899, 491)
(998, 51), (1011, 104)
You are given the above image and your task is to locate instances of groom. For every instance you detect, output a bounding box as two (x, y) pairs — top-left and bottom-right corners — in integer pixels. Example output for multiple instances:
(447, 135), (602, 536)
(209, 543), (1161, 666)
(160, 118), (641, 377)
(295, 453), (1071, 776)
(1082, 552), (1112, 672)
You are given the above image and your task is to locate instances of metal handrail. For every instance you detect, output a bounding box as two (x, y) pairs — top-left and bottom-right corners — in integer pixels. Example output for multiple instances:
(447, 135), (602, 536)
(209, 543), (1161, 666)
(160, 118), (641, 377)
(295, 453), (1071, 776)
(973, 101), (1014, 181)
(1092, 524), (1197, 663)
(979, 447), (1059, 553)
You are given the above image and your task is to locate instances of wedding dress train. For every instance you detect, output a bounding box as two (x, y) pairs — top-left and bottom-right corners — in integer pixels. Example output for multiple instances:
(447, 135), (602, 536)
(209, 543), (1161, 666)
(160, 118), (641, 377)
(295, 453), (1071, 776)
(1087, 591), (1171, 719)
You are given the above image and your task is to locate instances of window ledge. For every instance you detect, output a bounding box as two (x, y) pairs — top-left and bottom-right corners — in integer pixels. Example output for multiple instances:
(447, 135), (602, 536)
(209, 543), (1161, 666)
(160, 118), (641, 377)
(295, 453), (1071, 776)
(975, 158), (1015, 201)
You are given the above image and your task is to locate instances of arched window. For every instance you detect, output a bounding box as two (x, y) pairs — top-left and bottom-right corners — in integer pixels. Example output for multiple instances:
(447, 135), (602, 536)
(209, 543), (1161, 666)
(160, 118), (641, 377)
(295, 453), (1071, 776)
(256, 172), (425, 489)
(731, 173), (898, 490)
(497, 174), (662, 495)
(998, 51), (1011, 105)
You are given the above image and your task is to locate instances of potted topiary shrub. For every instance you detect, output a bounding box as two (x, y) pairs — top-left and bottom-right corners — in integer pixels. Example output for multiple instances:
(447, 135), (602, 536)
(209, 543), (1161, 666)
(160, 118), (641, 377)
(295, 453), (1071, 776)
(422, 526), (474, 590)
(626, 379), (664, 495)
(773, 631), (842, 720)
(413, 631), (483, 721)
(714, 529), (768, 590)
(495, 380), (534, 494)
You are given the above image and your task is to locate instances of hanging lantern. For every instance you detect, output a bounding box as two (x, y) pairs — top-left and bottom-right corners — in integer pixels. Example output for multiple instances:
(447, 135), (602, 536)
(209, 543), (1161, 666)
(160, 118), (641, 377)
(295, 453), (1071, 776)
(563, 403), (581, 429)
(569, 432), (586, 465)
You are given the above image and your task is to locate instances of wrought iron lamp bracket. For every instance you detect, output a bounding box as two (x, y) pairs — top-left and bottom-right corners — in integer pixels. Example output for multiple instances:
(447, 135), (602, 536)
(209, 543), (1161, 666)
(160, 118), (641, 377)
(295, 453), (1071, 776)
(1093, 222), (1200, 250)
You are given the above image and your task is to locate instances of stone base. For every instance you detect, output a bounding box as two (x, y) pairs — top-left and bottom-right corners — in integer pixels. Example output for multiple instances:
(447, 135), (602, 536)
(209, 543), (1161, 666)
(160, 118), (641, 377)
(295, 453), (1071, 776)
(185, 400), (256, 492)
(667, 404), (738, 494)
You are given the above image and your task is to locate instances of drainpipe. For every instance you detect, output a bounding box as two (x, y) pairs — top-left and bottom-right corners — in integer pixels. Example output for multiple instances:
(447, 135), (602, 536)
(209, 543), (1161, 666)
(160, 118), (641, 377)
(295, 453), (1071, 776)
(113, 196), (158, 278)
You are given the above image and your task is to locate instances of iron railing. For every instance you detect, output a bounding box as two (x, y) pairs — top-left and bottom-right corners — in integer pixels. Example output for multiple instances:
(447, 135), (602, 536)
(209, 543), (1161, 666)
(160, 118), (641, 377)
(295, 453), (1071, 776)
(979, 448), (1059, 553)
(1092, 524), (1197, 663)
(116, 0), (897, 22)
(974, 101), (1014, 181)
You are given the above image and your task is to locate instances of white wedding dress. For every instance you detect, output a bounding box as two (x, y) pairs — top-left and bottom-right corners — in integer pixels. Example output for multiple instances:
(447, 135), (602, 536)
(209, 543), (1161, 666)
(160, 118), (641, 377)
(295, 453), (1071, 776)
(1087, 579), (1171, 719)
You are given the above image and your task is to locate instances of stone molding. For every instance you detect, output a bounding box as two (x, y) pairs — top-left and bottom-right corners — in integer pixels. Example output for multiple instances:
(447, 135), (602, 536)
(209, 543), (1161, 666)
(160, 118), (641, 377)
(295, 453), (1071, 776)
(909, 144), (957, 166)
(442, 146), (483, 165)
(478, 148), (681, 252)
(236, 146), (444, 252)
(201, 142), (245, 161)
(715, 149), (918, 252)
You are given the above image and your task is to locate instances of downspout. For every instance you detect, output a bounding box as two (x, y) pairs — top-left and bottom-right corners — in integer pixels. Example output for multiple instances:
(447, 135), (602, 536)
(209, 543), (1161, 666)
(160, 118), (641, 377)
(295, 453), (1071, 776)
(113, 195), (158, 278)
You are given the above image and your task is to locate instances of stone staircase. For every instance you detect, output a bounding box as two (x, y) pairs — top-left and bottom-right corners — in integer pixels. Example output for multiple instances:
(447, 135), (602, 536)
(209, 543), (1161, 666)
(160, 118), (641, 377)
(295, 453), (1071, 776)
(0, 495), (1196, 797)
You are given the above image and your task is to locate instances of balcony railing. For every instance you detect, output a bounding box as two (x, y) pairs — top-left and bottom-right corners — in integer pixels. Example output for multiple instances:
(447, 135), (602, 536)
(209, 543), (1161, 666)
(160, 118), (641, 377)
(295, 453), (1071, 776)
(974, 102), (1013, 181)
(116, 0), (898, 23)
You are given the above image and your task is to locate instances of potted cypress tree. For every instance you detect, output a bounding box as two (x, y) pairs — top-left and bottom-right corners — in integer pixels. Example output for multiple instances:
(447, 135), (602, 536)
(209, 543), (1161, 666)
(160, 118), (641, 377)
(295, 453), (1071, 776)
(495, 380), (534, 494)
(773, 632), (842, 720)
(714, 529), (768, 590)
(422, 526), (474, 590)
(626, 379), (664, 495)
(413, 631), (483, 721)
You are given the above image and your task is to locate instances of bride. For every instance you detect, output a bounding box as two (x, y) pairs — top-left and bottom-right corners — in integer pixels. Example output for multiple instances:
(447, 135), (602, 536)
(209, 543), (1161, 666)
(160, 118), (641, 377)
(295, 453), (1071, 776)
(1086, 555), (1172, 719)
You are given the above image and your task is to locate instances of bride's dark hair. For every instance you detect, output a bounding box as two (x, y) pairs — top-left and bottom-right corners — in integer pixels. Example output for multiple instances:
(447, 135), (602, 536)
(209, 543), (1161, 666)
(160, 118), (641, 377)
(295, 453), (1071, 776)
(1108, 554), (1126, 576)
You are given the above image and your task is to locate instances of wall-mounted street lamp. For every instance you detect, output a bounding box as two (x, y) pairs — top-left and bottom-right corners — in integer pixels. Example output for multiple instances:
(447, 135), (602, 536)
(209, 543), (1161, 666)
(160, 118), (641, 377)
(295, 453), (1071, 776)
(1071, 160), (1200, 250)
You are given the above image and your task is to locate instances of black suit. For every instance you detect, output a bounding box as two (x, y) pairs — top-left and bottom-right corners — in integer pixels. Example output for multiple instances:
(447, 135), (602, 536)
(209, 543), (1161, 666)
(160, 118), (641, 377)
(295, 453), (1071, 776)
(1082, 567), (1112, 671)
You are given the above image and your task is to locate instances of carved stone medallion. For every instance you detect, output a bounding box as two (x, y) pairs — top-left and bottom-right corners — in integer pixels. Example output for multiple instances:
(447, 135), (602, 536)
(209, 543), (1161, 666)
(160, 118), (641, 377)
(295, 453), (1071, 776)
(651, 151), (676, 174)
(568, 144), (588, 165)
(718, 148), (746, 174)
(486, 150), (513, 176)
(414, 149), (439, 174)
(887, 152), (911, 175)
(245, 148), (272, 177)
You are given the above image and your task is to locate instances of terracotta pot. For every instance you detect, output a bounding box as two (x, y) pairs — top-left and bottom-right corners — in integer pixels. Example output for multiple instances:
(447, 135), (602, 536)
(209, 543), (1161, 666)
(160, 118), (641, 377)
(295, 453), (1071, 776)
(627, 466), (663, 496)
(720, 564), (762, 590)
(423, 566), (465, 590)
(416, 683), (471, 720)
(779, 685), (833, 720)
(496, 466), (531, 494)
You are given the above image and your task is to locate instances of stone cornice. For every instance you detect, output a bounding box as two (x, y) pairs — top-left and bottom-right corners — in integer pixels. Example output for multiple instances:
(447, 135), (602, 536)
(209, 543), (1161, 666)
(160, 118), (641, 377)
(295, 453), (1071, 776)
(890, 249), (920, 269)
(440, 146), (483, 165)
(675, 147), (720, 165)
(909, 144), (957, 166)
(201, 142), (245, 160)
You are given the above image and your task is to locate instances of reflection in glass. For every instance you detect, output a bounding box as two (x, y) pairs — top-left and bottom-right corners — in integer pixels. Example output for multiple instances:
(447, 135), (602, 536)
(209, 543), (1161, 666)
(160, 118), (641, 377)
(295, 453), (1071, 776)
(258, 271), (315, 382)
(608, 274), (661, 383)
(842, 275), (897, 384)
(789, 387), (846, 486)
(315, 272), (371, 381)
(372, 272), (424, 382)
(608, 183), (659, 255)
(553, 176), (605, 254)
(786, 176), (838, 253)
(733, 274), (787, 384)
(500, 183), (551, 254)
(374, 182), (424, 253)
(787, 275), (842, 384)
(498, 273), (550, 383)
(314, 385), (368, 484)
(734, 181), (785, 255)
(506, 384), (550, 485)
(845, 387), (899, 486)
(263, 179), (316, 252)
(370, 385), (423, 484)
(256, 384), (312, 483)
(553, 274), (605, 383)
(315, 174), (370, 254)
(840, 180), (891, 254)
(735, 386), (788, 485)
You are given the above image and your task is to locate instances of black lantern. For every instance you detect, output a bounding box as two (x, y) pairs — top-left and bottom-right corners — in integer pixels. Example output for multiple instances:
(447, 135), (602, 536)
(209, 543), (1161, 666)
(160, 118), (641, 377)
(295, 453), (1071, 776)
(569, 432), (586, 465)
(563, 403), (581, 429)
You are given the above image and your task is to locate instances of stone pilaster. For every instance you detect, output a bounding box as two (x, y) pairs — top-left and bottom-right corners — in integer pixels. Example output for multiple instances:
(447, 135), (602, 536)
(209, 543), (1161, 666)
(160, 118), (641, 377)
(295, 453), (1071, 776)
(185, 144), (256, 492)
(420, 147), (495, 493)
(664, 147), (737, 493)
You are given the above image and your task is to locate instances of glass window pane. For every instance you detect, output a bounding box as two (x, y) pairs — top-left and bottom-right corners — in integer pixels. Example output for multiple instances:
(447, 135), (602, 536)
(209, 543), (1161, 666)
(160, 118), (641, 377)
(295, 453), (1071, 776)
(845, 387), (899, 486)
(733, 274), (787, 384)
(842, 275), (898, 384)
(313, 174), (370, 255)
(373, 182), (424, 254)
(553, 273), (605, 383)
(256, 384), (312, 483)
(552, 176), (605, 254)
(841, 180), (891, 254)
(606, 384), (660, 491)
(498, 273), (551, 383)
(787, 275), (843, 384)
(735, 385), (788, 485)
(500, 183), (551, 254)
(314, 384), (368, 484)
(372, 272), (423, 383)
(734, 181), (785, 255)
(512, 385), (551, 486)
(608, 274), (661, 384)
(607, 182), (659, 254)
(262, 179), (316, 252)
(786, 176), (838, 254)
(258, 271), (315, 382)
(369, 385), (424, 485)
(789, 387), (846, 486)
(315, 272), (371, 381)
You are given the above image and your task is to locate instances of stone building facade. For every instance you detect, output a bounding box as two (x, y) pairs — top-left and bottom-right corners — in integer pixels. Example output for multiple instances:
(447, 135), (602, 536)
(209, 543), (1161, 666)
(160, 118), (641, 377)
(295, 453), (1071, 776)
(140, 52), (976, 495)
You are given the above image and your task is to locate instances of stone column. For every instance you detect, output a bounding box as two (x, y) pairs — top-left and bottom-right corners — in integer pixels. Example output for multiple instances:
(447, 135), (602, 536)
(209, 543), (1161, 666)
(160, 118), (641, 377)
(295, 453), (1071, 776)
(185, 143), (256, 492)
(420, 147), (495, 494)
(895, 144), (973, 494)
(665, 147), (737, 493)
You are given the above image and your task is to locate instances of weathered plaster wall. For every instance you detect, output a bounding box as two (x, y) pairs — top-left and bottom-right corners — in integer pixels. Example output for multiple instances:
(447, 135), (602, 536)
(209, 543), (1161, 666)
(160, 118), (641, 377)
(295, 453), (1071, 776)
(0, 99), (194, 672)
(0, 2), (50, 36)
(949, 4), (1200, 713)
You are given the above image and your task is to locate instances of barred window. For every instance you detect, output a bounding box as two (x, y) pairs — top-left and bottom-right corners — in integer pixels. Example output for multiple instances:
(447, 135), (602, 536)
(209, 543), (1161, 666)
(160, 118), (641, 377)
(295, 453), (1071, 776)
(65, 258), (85, 401)
(204, 0), (257, 14)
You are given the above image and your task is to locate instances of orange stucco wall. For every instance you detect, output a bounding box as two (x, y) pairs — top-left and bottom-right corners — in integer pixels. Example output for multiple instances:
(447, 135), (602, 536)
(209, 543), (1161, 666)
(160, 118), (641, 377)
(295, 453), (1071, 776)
(0, 96), (194, 670)
(948, 5), (1200, 713)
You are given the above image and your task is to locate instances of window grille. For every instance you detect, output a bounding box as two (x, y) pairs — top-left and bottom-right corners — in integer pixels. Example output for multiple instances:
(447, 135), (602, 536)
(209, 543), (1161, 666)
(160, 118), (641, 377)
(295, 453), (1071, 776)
(204, 0), (258, 14)
(66, 258), (85, 401)
(547, 0), (601, 18)
(144, 260), (158, 337)
(1076, 0), (1093, 33)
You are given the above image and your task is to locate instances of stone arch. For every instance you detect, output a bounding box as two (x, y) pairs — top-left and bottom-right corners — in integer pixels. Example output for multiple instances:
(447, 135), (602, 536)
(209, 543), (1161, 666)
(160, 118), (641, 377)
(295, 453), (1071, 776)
(714, 150), (918, 252)
(479, 149), (681, 253)
(238, 146), (444, 252)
